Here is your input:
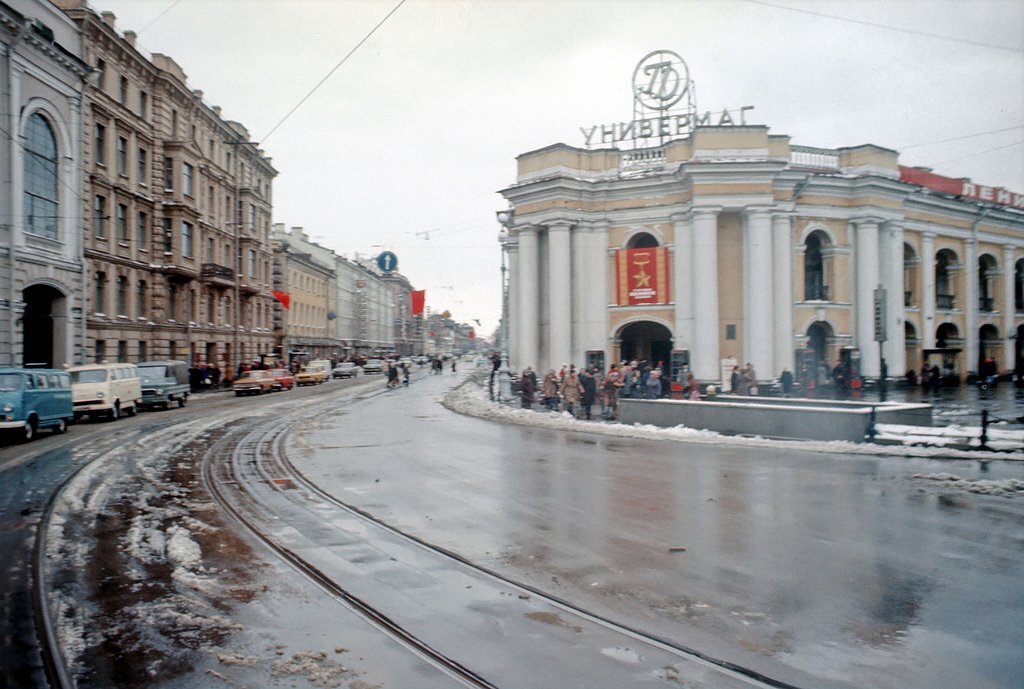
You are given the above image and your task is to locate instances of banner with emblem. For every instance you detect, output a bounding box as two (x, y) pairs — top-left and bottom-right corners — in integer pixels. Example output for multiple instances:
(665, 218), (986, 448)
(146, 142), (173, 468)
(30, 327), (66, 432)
(616, 247), (669, 305)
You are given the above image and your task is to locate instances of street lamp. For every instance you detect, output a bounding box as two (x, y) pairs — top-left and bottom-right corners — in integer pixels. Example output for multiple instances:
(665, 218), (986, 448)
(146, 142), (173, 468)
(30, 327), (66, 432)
(496, 209), (514, 402)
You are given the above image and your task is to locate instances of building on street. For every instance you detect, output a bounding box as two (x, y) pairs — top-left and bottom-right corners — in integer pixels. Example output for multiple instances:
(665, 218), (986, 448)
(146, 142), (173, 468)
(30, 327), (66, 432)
(1, 0), (89, 368)
(499, 50), (1024, 386)
(54, 2), (277, 372)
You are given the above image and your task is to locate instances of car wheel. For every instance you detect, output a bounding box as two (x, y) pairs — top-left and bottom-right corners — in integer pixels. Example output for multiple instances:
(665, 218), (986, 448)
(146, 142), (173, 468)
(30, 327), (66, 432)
(179, 395), (187, 407)
(22, 417), (37, 442)
(235, 391), (243, 397)
(126, 403), (137, 417)
(53, 418), (68, 435)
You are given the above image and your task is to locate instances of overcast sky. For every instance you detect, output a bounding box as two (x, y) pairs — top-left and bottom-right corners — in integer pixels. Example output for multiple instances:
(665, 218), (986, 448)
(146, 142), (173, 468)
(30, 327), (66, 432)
(88, 0), (1024, 337)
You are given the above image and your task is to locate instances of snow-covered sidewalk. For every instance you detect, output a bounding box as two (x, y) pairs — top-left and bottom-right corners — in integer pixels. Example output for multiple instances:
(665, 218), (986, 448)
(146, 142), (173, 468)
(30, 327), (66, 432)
(443, 375), (1024, 462)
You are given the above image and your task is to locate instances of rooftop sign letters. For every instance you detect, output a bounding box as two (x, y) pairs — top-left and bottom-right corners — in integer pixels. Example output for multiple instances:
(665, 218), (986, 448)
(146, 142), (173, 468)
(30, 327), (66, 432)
(581, 50), (754, 148)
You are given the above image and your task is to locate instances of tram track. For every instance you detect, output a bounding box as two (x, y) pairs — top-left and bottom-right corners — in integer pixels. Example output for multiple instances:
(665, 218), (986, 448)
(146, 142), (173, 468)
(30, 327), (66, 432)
(202, 386), (804, 689)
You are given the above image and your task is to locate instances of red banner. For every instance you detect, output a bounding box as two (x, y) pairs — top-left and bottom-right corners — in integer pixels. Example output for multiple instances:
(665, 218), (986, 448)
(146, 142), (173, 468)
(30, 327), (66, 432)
(410, 289), (426, 315)
(616, 247), (669, 305)
(899, 166), (1024, 209)
(271, 290), (290, 309)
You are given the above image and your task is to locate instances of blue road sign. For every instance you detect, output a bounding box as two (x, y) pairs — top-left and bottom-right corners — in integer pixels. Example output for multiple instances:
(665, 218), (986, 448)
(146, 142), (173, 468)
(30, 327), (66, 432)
(377, 251), (398, 273)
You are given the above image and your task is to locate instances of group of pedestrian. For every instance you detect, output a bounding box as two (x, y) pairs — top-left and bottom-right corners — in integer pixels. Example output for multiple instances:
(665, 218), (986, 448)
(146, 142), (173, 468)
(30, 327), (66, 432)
(517, 360), (676, 421)
(729, 362), (758, 395)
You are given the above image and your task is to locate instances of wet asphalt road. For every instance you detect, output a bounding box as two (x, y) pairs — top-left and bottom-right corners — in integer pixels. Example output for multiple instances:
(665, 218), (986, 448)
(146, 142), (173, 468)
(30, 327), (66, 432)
(294, 371), (1024, 689)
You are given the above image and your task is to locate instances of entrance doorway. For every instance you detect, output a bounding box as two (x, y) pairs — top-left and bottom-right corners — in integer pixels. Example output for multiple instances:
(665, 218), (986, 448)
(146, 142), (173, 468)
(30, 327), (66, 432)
(806, 321), (833, 369)
(617, 320), (673, 367)
(22, 284), (67, 368)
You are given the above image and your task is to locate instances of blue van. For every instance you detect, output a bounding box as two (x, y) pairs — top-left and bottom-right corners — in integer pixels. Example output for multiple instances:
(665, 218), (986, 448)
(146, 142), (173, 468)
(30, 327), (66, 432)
(0, 368), (74, 442)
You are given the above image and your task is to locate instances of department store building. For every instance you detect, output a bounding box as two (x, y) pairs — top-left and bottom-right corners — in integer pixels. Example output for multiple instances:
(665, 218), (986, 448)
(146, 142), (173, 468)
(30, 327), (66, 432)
(499, 51), (1024, 385)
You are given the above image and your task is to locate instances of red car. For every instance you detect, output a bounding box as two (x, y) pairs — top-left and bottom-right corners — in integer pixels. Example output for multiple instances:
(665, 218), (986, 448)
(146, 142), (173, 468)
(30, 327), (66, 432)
(270, 368), (295, 391)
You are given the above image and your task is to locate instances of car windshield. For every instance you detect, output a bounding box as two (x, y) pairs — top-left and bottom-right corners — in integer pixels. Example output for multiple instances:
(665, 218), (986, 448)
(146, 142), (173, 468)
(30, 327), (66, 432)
(71, 369), (107, 383)
(271, 369), (289, 376)
(139, 366), (169, 381)
(0, 373), (22, 391)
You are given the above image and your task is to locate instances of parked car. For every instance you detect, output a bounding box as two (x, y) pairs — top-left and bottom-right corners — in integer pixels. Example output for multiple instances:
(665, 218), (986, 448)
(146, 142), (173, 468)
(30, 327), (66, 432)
(68, 363), (142, 421)
(332, 362), (358, 379)
(138, 360), (190, 409)
(295, 365), (328, 386)
(233, 370), (276, 396)
(270, 368), (295, 391)
(0, 368), (74, 441)
(362, 359), (384, 374)
(307, 359), (333, 377)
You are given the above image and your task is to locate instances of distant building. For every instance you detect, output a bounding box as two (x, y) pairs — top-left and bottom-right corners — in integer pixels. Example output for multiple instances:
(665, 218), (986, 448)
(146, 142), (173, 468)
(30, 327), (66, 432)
(271, 225), (335, 363)
(1, 0), (90, 367)
(54, 1), (277, 371)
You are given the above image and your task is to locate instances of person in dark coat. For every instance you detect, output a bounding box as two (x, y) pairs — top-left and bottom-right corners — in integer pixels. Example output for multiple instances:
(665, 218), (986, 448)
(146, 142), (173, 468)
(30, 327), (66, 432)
(580, 369), (598, 420)
(520, 368), (535, 409)
(780, 368), (794, 396)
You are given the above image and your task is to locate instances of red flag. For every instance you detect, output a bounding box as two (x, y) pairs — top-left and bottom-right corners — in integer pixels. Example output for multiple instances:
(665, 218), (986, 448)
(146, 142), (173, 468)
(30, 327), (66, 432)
(467, 329), (475, 339)
(410, 289), (426, 315)
(272, 290), (290, 309)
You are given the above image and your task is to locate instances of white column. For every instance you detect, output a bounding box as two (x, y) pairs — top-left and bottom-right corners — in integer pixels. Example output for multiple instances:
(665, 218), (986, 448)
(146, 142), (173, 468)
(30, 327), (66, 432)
(965, 237), (979, 375)
(547, 222), (572, 369)
(852, 217), (881, 376)
(672, 213), (693, 353)
(517, 226), (539, 370)
(581, 221), (610, 362)
(571, 225), (586, 364)
(1002, 245), (1017, 374)
(922, 232), (936, 348)
(691, 207), (721, 380)
(772, 213), (794, 375)
(744, 207), (774, 379)
(506, 240), (519, 369)
(882, 222), (906, 378)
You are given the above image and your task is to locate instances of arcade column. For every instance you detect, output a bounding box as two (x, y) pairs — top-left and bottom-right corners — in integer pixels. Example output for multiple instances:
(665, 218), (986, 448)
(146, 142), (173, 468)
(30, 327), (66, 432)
(852, 216), (881, 376)
(744, 206), (774, 379)
(516, 226), (539, 370)
(690, 207), (721, 380)
(547, 222), (572, 369)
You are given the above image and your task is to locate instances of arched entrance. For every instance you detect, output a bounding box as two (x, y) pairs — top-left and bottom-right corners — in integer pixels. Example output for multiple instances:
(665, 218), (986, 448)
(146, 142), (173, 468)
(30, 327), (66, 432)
(617, 320), (672, 367)
(806, 321), (833, 367)
(22, 284), (67, 368)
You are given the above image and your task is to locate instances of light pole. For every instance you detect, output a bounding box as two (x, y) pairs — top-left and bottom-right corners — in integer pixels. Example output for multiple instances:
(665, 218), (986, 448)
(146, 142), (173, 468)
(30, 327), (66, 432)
(496, 209), (514, 402)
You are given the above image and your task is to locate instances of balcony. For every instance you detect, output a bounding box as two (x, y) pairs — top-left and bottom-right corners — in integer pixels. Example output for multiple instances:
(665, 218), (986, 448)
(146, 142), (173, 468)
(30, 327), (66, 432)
(200, 262), (234, 288)
(978, 296), (995, 312)
(936, 293), (955, 310)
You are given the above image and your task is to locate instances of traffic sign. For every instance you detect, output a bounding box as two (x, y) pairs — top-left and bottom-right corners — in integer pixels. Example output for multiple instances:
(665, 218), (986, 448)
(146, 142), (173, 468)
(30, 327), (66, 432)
(377, 251), (398, 273)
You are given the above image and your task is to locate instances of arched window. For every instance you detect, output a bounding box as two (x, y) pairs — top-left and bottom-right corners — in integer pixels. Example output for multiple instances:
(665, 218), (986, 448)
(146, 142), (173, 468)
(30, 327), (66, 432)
(935, 250), (958, 309)
(804, 232), (828, 300)
(903, 243), (918, 307)
(626, 232), (659, 249)
(23, 114), (59, 240)
(978, 254), (997, 312)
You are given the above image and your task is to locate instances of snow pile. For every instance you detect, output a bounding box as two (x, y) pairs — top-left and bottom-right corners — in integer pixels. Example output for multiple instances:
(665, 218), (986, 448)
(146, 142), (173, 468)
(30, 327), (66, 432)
(443, 376), (1023, 460)
(877, 423), (1024, 452)
(914, 473), (1024, 498)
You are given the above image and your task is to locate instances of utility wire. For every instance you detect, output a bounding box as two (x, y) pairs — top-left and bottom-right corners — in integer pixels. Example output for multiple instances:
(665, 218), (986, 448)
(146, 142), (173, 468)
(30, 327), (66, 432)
(260, 0), (407, 144)
(926, 139), (1024, 168)
(137, 0), (183, 35)
(741, 0), (1024, 53)
(899, 125), (1024, 150)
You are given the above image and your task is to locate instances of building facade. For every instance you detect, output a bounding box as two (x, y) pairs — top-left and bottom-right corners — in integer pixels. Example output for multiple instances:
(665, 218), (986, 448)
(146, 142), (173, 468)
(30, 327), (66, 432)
(1, 0), (89, 368)
(500, 128), (1024, 385)
(271, 225), (336, 362)
(54, 2), (277, 371)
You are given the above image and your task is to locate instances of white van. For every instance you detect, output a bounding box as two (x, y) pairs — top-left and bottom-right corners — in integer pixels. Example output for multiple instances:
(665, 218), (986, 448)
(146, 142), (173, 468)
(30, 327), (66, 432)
(68, 362), (143, 421)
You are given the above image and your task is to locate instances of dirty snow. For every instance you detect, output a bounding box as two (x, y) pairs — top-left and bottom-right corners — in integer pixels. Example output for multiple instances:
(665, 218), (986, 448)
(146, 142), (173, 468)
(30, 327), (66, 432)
(913, 473), (1024, 498)
(443, 378), (1023, 461)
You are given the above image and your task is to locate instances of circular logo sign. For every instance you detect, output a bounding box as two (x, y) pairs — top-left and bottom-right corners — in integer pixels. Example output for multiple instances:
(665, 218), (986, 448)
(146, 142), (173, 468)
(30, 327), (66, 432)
(632, 50), (690, 111)
(377, 251), (398, 273)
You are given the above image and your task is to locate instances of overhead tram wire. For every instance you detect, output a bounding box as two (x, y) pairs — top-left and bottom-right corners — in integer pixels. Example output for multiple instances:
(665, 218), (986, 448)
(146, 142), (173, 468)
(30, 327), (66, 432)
(741, 0), (1024, 54)
(259, 0), (407, 145)
(927, 139), (1024, 168)
(899, 125), (1024, 151)
(136, 0), (183, 35)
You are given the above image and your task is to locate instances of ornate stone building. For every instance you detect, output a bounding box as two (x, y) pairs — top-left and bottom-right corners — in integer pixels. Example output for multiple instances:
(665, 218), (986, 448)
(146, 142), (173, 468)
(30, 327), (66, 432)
(500, 128), (1024, 385)
(54, 2), (277, 370)
(1, 0), (89, 367)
